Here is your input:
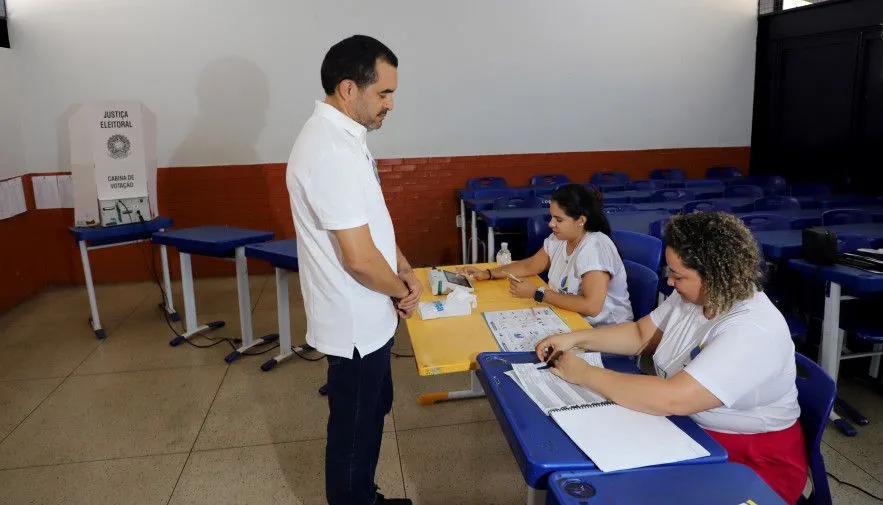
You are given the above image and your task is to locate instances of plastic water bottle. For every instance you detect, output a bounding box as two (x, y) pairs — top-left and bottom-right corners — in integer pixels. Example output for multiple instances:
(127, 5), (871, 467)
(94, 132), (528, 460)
(496, 242), (512, 266)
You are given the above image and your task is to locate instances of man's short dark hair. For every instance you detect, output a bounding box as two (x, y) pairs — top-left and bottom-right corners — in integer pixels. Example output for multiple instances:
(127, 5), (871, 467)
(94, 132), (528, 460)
(320, 35), (398, 96)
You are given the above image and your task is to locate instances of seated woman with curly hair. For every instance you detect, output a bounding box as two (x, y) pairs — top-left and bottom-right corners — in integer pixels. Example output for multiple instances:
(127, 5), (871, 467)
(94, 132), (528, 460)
(535, 211), (806, 504)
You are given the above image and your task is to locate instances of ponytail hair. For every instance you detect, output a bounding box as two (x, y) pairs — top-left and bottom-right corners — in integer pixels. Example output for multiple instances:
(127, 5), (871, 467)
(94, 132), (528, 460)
(550, 184), (612, 237)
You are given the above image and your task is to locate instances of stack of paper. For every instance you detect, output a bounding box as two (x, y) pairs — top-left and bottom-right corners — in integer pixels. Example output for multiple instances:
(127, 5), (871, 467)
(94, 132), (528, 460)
(505, 352), (607, 414)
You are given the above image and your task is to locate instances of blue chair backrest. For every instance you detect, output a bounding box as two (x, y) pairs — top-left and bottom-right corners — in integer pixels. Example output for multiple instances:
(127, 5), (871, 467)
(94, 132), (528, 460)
(748, 175), (789, 195)
(649, 189), (695, 202)
(650, 168), (687, 181)
(526, 214), (552, 254)
(724, 185), (765, 199)
(795, 353), (835, 505)
(623, 260), (659, 320)
(590, 171), (630, 185)
(837, 233), (872, 253)
(821, 208), (872, 226)
(612, 230), (663, 271)
(740, 212), (792, 231)
(467, 188), (529, 200)
(493, 196), (532, 210)
(790, 183), (832, 198)
(754, 196), (801, 212)
(706, 166), (743, 179)
(628, 179), (667, 191)
(682, 200), (733, 213)
(530, 174), (570, 187)
(603, 204), (639, 214)
(649, 217), (670, 239)
(466, 177), (507, 190)
(531, 186), (556, 198)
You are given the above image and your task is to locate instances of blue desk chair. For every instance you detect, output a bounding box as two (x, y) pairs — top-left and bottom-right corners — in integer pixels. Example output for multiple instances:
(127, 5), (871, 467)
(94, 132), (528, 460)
(756, 195), (801, 212)
(822, 209), (872, 226)
(706, 166), (743, 179)
(627, 179), (666, 191)
(725, 184), (765, 199)
(750, 175), (789, 196)
(795, 353), (836, 505)
(649, 217), (671, 240)
(468, 187), (524, 200)
(612, 230), (663, 272)
(685, 179), (726, 190)
(466, 176), (507, 190)
(602, 204), (638, 214)
(531, 196), (551, 208)
(650, 189), (695, 203)
(526, 215), (553, 279)
(493, 196), (532, 210)
(649, 168), (687, 183)
(683, 199), (733, 213)
(623, 260), (659, 319)
(590, 171), (630, 191)
(791, 183), (832, 198)
(530, 174), (569, 187)
(741, 213), (792, 231)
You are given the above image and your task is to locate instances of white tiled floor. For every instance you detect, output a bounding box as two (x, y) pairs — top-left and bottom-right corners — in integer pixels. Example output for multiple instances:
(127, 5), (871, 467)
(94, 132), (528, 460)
(0, 277), (881, 504)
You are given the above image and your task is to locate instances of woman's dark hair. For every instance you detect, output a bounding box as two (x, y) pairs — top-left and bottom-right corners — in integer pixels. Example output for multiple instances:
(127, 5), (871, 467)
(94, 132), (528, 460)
(550, 184), (612, 236)
(321, 35), (398, 96)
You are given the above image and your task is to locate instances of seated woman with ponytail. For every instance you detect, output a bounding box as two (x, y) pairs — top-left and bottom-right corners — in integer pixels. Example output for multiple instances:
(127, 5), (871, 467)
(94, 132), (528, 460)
(462, 183), (633, 326)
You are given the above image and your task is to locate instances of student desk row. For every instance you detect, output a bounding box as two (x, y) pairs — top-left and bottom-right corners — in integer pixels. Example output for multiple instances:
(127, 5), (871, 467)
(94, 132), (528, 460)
(69, 221), (305, 371)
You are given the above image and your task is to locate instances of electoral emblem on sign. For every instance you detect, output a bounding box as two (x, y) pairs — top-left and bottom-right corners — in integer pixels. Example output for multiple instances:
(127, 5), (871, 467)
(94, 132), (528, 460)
(106, 134), (131, 159)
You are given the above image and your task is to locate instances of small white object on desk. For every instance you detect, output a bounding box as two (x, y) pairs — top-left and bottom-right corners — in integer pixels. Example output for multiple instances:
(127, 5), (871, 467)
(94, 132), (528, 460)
(419, 287), (477, 320)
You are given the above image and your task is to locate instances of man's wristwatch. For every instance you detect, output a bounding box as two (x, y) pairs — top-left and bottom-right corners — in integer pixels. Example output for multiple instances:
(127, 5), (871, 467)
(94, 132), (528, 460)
(533, 287), (546, 303)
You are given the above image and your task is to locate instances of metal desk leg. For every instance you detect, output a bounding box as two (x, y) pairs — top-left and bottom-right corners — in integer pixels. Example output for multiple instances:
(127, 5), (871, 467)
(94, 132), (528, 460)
(821, 281), (859, 436)
(526, 486), (545, 505)
(460, 199), (467, 264)
(261, 267), (295, 371)
(417, 370), (486, 405)
(471, 210), (478, 264)
(158, 243), (179, 321)
(78, 240), (106, 339)
(225, 246), (276, 363)
(870, 344), (882, 379)
(487, 226), (496, 264)
(169, 252), (216, 347)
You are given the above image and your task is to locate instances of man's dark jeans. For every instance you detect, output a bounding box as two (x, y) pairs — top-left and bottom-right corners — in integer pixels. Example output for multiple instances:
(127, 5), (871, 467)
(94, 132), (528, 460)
(325, 338), (394, 505)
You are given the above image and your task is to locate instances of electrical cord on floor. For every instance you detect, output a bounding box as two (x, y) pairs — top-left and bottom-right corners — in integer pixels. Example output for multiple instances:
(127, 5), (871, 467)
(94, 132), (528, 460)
(391, 319), (414, 358)
(826, 471), (883, 501)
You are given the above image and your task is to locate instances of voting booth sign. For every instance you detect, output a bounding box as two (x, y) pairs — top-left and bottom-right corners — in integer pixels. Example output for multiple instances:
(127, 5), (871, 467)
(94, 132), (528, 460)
(69, 101), (158, 227)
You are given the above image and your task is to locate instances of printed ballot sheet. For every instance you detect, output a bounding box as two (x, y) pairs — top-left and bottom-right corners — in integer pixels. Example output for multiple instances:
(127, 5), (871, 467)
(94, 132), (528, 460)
(505, 353), (606, 414)
(483, 307), (572, 352)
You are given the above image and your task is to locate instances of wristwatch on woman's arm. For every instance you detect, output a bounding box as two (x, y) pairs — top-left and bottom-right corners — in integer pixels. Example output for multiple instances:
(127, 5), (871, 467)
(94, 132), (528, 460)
(533, 287), (545, 303)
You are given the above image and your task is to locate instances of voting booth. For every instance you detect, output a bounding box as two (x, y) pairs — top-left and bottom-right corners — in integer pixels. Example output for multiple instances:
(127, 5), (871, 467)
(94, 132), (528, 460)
(69, 101), (158, 227)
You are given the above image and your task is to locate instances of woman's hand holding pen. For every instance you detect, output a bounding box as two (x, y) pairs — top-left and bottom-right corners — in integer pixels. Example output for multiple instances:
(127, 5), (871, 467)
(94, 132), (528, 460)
(534, 332), (582, 362)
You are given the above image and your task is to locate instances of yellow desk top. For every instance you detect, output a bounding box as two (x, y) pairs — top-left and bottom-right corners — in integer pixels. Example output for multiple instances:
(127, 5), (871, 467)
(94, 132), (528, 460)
(405, 264), (591, 376)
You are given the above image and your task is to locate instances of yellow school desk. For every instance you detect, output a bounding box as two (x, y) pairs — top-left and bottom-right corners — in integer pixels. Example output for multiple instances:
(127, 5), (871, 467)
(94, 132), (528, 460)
(406, 264), (591, 405)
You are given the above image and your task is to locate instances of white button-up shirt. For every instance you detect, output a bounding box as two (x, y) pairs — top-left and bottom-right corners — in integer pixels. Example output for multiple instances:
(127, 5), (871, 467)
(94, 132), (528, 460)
(286, 101), (398, 358)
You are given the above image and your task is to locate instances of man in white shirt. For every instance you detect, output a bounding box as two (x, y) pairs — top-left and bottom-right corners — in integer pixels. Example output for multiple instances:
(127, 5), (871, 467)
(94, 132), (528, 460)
(286, 35), (421, 505)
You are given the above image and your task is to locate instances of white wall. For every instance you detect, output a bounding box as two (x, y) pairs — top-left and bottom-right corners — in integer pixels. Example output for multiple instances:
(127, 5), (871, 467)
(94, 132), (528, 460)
(0, 48), (26, 179)
(8, 0), (758, 172)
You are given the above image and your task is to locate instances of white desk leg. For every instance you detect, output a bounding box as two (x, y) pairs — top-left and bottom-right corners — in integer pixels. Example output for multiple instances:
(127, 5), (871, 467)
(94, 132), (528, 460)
(226, 246), (275, 363)
(158, 244), (179, 321)
(417, 370), (486, 405)
(78, 240), (105, 339)
(487, 226), (496, 264)
(460, 199), (467, 264)
(169, 251), (212, 346)
(471, 210), (478, 264)
(870, 344), (882, 379)
(261, 267), (295, 371)
(526, 486), (545, 505)
(820, 281), (842, 381)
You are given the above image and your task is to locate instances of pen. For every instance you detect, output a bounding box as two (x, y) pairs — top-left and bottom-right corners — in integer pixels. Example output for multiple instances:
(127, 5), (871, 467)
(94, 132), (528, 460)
(537, 349), (563, 370)
(505, 272), (522, 283)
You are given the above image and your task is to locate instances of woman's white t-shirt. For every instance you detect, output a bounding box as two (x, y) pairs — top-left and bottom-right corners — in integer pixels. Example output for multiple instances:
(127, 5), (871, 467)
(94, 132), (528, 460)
(650, 291), (800, 434)
(543, 232), (633, 327)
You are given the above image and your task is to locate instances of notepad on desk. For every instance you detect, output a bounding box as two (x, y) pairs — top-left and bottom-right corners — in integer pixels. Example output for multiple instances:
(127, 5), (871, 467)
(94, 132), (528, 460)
(505, 353), (710, 472)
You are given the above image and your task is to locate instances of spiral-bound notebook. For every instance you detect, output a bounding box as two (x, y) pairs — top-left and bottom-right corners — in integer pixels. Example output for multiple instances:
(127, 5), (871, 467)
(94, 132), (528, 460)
(549, 402), (710, 472)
